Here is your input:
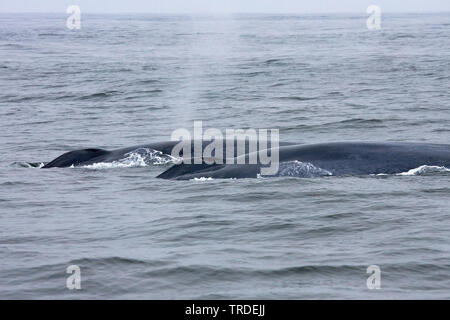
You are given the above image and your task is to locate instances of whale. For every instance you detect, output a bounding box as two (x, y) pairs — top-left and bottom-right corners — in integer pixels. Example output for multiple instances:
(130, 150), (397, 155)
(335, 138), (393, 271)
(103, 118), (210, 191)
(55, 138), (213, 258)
(157, 142), (450, 180)
(42, 140), (292, 168)
(42, 141), (180, 168)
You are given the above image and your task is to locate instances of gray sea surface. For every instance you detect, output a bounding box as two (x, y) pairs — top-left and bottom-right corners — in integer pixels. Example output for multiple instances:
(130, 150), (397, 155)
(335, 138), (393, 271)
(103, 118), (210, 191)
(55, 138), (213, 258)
(0, 13), (449, 299)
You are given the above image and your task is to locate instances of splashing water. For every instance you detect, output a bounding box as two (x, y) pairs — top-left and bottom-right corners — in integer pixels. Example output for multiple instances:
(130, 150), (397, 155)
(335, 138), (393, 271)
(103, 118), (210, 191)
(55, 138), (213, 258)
(397, 165), (450, 176)
(272, 160), (333, 178)
(191, 177), (215, 181)
(80, 148), (179, 170)
(12, 162), (45, 168)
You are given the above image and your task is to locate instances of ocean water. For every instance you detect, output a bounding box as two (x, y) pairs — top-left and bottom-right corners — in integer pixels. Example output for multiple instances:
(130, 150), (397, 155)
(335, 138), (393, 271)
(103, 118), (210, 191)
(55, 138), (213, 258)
(0, 12), (450, 299)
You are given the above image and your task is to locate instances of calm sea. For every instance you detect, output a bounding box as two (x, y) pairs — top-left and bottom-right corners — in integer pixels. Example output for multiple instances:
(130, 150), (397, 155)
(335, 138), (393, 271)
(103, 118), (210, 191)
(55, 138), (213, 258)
(0, 12), (449, 299)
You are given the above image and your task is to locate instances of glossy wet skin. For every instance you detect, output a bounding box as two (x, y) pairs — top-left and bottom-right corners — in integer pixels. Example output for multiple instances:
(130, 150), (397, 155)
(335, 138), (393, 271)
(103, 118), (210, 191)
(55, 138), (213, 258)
(157, 142), (450, 180)
(42, 140), (293, 168)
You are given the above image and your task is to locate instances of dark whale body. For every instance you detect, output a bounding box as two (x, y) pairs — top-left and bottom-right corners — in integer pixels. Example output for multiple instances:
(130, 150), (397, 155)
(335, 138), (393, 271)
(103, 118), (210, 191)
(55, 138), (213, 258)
(157, 142), (450, 180)
(42, 140), (291, 168)
(42, 141), (180, 168)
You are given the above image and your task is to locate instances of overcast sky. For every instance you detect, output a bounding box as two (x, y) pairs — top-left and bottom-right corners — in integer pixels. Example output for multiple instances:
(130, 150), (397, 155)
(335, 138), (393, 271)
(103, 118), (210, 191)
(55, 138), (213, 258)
(1, 0), (449, 14)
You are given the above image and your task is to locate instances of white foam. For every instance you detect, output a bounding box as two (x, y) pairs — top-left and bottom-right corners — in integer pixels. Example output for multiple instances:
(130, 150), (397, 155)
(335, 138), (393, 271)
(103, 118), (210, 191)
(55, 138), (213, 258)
(397, 165), (450, 176)
(191, 177), (214, 181)
(274, 160), (332, 178)
(78, 148), (179, 170)
(23, 162), (45, 168)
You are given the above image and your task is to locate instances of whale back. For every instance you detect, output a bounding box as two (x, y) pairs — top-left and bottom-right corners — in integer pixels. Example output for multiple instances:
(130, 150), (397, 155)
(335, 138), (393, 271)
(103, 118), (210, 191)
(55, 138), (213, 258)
(42, 148), (109, 168)
(157, 142), (450, 179)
